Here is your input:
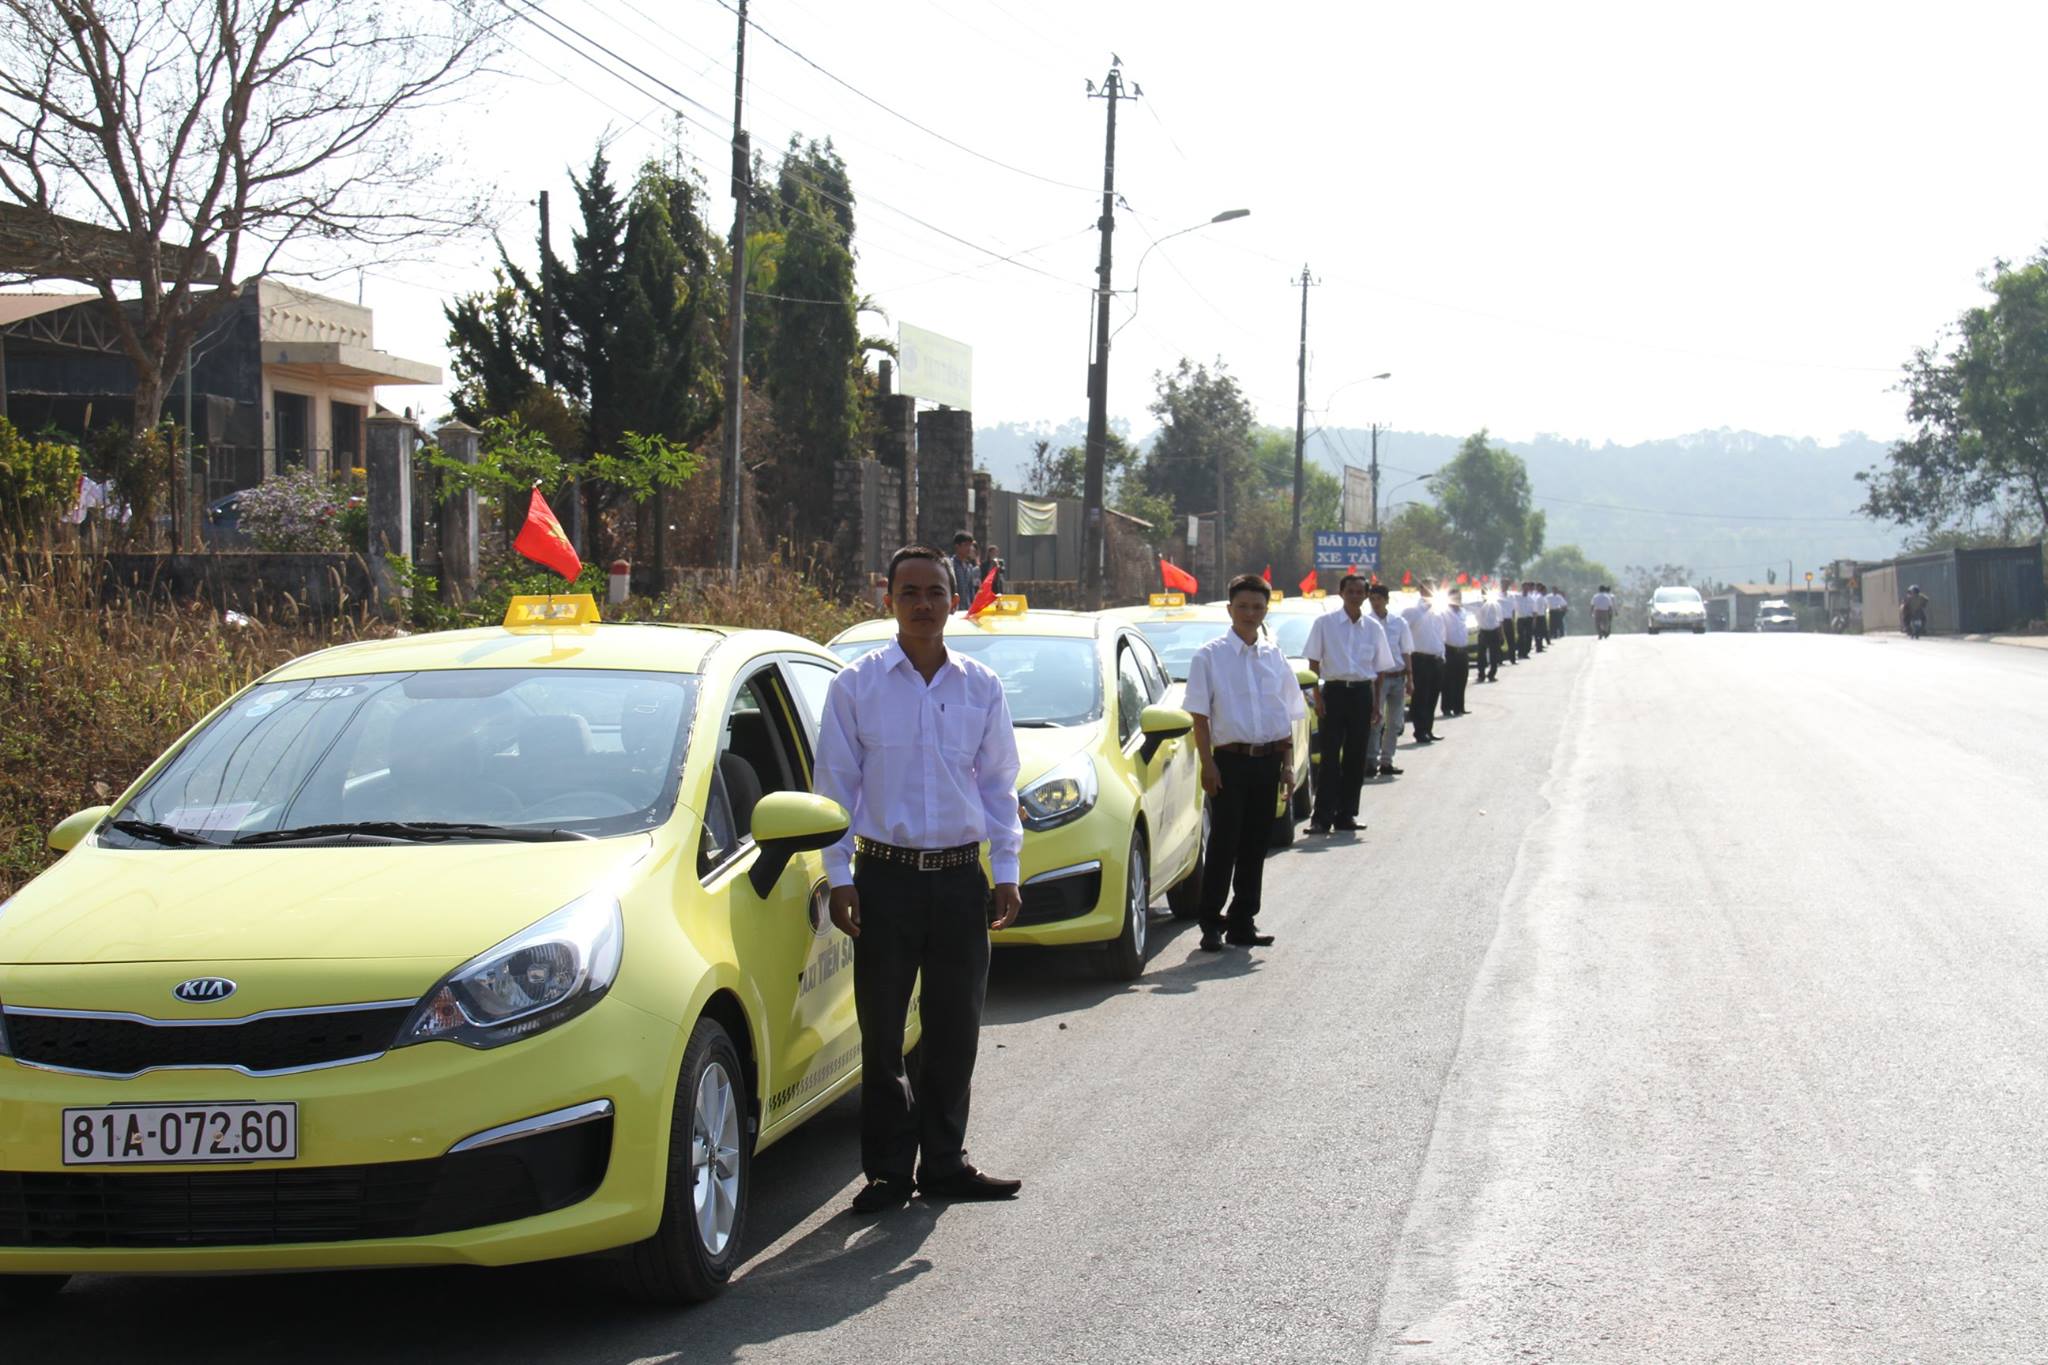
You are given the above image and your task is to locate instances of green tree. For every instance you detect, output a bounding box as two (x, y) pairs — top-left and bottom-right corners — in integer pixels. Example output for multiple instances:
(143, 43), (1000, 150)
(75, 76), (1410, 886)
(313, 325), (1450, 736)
(1859, 248), (2048, 535)
(1432, 430), (1546, 575)
(1378, 503), (1457, 583)
(1527, 543), (1617, 607)
(1029, 431), (1135, 500)
(759, 177), (860, 548)
(1140, 358), (1256, 518)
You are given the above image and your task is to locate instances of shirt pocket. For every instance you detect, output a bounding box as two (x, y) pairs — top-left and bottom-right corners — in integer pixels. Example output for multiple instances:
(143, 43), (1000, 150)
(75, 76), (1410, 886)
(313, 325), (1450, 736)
(938, 703), (987, 759)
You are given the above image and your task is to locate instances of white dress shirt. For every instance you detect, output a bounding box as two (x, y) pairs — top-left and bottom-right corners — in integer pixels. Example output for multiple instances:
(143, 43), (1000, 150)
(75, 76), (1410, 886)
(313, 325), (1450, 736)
(1302, 607), (1394, 682)
(1590, 591), (1615, 611)
(1184, 630), (1307, 745)
(1547, 592), (1565, 612)
(1403, 601), (1447, 658)
(1443, 603), (1471, 647)
(814, 640), (1024, 888)
(1476, 598), (1503, 630)
(1506, 592), (1526, 619)
(1373, 609), (1412, 672)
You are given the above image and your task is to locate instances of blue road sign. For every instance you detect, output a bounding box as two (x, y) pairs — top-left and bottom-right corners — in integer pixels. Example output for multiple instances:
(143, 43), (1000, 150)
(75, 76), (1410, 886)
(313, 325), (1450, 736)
(1314, 531), (1380, 571)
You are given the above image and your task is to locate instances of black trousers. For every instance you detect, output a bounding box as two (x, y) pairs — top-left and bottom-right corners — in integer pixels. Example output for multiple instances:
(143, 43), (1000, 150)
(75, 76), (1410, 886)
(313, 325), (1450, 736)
(1442, 645), (1468, 714)
(1514, 616), (1532, 658)
(1479, 626), (1505, 679)
(1409, 653), (1443, 738)
(1533, 612), (1548, 651)
(1198, 749), (1284, 937)
(1548, 608), (1564, 638)
(1312, 682), (1374, 825)
(851, 859), (990, 1183)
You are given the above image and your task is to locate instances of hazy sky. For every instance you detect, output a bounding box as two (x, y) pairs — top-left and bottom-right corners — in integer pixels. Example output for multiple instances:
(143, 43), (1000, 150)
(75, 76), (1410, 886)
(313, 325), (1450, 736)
(327, 0), (2048, 449)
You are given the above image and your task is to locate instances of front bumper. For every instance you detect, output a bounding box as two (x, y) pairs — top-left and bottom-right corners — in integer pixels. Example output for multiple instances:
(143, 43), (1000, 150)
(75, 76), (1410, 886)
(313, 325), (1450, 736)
(990, 808), (1130, 950)
(0, 997), (680, 1273)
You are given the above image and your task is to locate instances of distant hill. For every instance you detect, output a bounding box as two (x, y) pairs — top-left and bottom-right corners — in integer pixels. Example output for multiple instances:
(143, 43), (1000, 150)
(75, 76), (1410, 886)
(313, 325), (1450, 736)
(975, 418), (1908, 579)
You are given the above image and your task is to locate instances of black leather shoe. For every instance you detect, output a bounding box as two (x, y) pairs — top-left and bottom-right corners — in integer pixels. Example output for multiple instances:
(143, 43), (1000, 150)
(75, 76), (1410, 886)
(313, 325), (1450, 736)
(1308, 822), (1331, 835)
(1333, 819), (1365, 832)
(851, 1177), (913, 1214)
(919, 1165), (1021, 1200)
(1225, 932), (1275, 947)
(1198, 933), (1226, 952)
(1380, 764), (1403, 776)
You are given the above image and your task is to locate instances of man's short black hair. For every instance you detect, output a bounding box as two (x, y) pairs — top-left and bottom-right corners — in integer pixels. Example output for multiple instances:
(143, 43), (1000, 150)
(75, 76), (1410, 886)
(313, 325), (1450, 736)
(1226, 572), (1270, 602)
(888, 544), (951, 591)
(952, 531), (975, 547)
(1338, 573), (1368, 591)
(1367, 581), (1390, 597)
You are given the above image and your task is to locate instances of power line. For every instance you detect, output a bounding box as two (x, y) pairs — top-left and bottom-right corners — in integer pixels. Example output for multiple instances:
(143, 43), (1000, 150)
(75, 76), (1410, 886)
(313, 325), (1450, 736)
(709, 0), (1098, 194)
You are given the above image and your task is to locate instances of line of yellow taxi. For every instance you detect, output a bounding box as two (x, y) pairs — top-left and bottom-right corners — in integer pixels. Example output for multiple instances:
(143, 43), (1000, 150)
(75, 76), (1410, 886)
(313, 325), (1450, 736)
(0, 586), (1327, 1307)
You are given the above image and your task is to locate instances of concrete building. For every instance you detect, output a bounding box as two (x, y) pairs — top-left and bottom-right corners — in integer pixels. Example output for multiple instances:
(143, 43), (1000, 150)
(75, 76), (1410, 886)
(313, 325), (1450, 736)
(0, 278), (437, 501)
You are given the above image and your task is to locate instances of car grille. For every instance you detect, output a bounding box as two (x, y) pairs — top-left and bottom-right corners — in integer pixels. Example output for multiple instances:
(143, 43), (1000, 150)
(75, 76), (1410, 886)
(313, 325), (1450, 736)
(0, 1116), (611, 1249)
(1016, 868), (1101, 926)
(2, 1004), (416, 1077)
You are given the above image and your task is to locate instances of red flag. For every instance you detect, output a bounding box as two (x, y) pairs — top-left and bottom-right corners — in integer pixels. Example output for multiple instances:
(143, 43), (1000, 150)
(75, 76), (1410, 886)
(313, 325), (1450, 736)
(1160, 557), (1199, 593)
(1401, 569), (1413, 587)
(1261, 565), (1273, 584)
(1456, 572), (1469, 585)
(965, 562), (1000, 618)
(513, 487), (582, 581)
(1298, 567), (1318, 595)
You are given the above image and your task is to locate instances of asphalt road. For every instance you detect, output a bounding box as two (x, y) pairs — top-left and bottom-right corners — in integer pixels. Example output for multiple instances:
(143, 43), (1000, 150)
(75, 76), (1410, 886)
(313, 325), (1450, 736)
(13, 631), (2048, 1363)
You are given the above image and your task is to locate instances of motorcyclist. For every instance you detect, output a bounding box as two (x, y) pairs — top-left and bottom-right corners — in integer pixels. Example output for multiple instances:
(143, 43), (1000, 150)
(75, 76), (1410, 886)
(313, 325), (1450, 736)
(1900, 584), (1930, 638)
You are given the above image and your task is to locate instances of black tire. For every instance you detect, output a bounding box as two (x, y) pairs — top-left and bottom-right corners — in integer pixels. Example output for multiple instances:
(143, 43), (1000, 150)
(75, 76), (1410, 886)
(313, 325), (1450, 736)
(620, 1017), (751, 1305)
(1292, 777), (1311, 820)
(0, 1275), (68, 1308)
(1166, 805), (1207, 920)
(1269, 804), (1296, 848)
(1646, 627), (1659, 636)
(1693, 624), (1705, 634)
(1104, 832), (1149, 981)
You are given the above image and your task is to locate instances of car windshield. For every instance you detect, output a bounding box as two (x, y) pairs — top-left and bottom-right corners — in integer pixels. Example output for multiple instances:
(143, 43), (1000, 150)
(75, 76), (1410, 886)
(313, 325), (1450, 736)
(1653, 587), (1702, 604)
(106, 668), (698, 846)
(1133, 619), (1298, 681)
(829, 639), (886, 663)
(941, 635), (1101, 726)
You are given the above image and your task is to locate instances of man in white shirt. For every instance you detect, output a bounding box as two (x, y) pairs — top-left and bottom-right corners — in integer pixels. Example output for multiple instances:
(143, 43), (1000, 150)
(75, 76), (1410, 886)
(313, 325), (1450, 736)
(1475, 591), (1506, 681)
(1548, 588), (1567, 639)
(1442, 588), (1472, 718)
(1303, 572), (1392, 834)
(1402, 584), (1448, 744)
(1514, 581), (1537, 660)
(1184, 572), (1306, 951)
(1367, 582), (1414, 777)
(1530, 582), (1549, 653)
(1590, 584), (1617, 639)
(815, 545), (1026, 1213)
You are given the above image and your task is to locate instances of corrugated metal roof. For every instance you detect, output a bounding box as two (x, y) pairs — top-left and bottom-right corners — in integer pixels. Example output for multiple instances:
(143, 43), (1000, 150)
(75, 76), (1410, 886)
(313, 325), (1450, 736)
(0, 293), (97, 325)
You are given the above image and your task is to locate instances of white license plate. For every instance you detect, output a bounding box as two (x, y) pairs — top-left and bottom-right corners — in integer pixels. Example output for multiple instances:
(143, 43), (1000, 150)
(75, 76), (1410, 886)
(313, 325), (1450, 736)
(62, 1103), (298, 1165)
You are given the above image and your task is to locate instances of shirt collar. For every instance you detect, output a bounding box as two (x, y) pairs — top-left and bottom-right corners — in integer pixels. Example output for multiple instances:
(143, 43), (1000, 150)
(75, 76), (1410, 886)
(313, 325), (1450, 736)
(879, 637), (960, 681)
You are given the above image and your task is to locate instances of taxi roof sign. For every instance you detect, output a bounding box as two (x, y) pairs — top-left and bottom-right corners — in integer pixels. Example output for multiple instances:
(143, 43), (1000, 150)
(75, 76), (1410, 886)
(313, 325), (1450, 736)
(978, 593), (1029, 616)
(504, 593), (601, 627)
(1148, 591), (1186, 608)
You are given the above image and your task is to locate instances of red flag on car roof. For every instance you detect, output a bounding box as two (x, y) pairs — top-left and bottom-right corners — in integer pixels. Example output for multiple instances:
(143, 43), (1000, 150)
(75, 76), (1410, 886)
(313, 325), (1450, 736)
(513, 487), (582, 581)
(965, 562), (1000, 618)
(1456, 572), (1468, 585)
(1261, 565), (1273, 584)
(1401, 569), (1413, 587)
(1298, 567), (1318, 594)
(1160, 557), (1198, 593)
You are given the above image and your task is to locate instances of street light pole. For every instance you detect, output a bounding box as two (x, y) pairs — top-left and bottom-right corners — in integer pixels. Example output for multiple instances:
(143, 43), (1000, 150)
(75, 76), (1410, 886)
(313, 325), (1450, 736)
(1288, 265), (1315, 588)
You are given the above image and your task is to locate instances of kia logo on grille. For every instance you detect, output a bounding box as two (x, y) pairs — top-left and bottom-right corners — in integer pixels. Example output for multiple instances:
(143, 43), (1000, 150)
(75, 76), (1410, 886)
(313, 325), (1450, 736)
(173, 977), (237, 1004)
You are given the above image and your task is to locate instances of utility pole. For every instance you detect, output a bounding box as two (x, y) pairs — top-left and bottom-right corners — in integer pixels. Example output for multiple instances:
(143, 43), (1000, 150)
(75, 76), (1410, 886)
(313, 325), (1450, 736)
(1368, 422), (1382, 531)
(1288, 265), (1316, 586)
(1079, 58), (1133, 606)
(720, 0), (752, 577)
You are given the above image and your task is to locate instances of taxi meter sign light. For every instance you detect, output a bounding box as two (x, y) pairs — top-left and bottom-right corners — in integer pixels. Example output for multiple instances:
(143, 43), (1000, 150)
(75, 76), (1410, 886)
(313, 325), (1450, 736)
(1148, 592), (1186, 609)
(504, 594), (601, 627)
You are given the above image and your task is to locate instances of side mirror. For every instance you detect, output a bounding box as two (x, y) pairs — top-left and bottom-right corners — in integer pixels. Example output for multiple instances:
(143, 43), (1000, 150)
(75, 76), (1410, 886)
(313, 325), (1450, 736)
(1295, 667), (1320, 689)
(48, 804), (112, 853)
(747, 792), (849, 898)
(1136, 705), (1193, 764)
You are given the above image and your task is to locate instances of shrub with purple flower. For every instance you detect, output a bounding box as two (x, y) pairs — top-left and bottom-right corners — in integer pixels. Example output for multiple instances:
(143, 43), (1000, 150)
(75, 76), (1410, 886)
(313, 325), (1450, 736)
(235, 468), (347, 552)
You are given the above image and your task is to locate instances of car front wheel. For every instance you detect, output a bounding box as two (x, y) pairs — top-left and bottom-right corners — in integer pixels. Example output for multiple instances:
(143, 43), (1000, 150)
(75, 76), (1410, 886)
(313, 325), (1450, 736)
(1166, 805), (1207, 920)
(1105, 832), (1149, 981)
(621, 1016), (752, 1304)
(0, 1275), (68, 1309)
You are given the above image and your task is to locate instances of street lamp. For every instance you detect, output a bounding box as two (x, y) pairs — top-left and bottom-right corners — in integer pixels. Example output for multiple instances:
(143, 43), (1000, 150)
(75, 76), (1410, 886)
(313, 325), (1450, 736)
(1081, 207), (1250, 604)
(1114, 208), (1251, 339)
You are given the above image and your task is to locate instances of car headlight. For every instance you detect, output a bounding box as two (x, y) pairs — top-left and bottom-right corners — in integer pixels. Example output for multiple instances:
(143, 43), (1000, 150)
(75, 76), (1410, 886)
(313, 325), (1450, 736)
(1019, 756), (1098, 832)
(396, 888), (624, 1050)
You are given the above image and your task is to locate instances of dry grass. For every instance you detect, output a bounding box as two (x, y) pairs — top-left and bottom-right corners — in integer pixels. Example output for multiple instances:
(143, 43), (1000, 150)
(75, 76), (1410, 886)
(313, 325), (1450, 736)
(0, 558), (879, 895)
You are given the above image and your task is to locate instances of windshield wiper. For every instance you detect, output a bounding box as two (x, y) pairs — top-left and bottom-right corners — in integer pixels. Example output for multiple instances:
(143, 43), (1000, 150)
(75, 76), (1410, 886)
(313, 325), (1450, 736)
(233, 821), (591, 847)
(107, 818), (219, 848)
(1012, 719), (1066, 729)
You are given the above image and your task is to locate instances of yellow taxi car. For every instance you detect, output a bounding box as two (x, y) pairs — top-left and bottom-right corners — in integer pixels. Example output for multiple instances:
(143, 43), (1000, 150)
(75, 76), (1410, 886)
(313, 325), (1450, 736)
(827, 599), (1199, 980)
(1099, 593), (1319, 848)
(0, 596), (883, 1307)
